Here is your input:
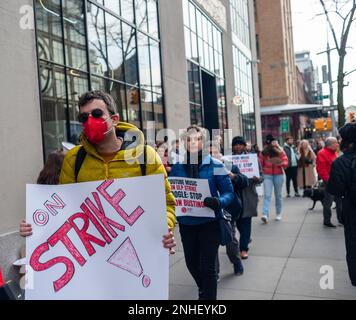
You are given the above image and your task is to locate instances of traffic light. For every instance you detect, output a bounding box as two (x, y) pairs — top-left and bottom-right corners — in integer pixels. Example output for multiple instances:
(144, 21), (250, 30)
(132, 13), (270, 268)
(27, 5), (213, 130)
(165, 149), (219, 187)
(349, 112), (355, 123)
(314, 119), (324, 131)
(314, 118), (332, 131)
(326, 118), (332, 130)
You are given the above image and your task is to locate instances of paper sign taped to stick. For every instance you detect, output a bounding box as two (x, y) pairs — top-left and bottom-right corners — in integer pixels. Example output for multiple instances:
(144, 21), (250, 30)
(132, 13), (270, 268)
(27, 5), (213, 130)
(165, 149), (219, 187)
(168, 177), (214, 218)
(25, 175), (168, 300)
(223, 154), (260, 179)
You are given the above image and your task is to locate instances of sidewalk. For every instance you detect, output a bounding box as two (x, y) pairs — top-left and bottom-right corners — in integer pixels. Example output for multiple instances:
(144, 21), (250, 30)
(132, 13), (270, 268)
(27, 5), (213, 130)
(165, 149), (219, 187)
(169, 196), (356, 300)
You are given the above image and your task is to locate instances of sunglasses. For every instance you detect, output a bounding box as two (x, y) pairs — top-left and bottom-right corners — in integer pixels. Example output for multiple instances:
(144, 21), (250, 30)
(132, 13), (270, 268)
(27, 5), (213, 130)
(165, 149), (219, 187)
(78, 108), (104, 123)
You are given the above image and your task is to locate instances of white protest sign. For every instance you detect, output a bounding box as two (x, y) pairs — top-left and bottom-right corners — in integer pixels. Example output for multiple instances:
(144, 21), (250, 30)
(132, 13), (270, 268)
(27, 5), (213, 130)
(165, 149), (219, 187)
(168, 177), (214, 218)
(25, 175), (168, 300)
(224, 154), (260, 179)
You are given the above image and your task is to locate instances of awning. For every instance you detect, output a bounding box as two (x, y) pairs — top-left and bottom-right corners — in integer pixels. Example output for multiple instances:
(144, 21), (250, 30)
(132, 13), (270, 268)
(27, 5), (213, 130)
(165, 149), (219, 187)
(260, 104), (324, 116)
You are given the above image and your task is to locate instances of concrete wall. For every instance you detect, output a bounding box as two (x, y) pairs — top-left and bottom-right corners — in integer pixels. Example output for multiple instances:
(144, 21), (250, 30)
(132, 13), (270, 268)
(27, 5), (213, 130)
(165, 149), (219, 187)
(159, 0), (242, 137)
(248, 0), (263, 148)
(0, 0), (43, 275)
(220, 0), (241, 136)
(159, 0), (191, 134)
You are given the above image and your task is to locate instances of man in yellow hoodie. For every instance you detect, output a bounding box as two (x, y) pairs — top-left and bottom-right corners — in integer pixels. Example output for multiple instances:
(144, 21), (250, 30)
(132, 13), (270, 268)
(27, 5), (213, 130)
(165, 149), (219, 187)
(59, 90), (176, 253)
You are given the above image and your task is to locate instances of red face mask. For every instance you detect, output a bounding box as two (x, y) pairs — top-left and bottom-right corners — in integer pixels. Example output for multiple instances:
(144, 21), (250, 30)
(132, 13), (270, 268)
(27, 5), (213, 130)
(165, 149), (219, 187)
(83, 116), (111, 144)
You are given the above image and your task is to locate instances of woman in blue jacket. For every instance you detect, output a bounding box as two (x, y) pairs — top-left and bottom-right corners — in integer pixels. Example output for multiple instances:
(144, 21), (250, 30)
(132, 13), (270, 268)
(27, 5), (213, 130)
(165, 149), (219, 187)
(170, 125), (235, 300)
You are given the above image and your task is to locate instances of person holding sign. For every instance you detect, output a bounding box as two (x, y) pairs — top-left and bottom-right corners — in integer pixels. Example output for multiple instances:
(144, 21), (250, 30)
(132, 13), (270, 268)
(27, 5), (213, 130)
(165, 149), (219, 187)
(230, 136), (264, 260)
(260, 135), (289, 223)
(170, 125), (234, 300)
(22, 91), (176, 254)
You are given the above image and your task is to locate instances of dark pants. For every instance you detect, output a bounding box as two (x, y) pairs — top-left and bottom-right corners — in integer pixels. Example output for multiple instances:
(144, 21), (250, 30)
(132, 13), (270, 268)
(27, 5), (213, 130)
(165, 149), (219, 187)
(342, 200), (356, 286)
(323, 190), (342, 224)
(216, 220), (241, 274)
(236, 216), (252, 252)
(285, 167), (298, 195)
(179, 222), (220, 300)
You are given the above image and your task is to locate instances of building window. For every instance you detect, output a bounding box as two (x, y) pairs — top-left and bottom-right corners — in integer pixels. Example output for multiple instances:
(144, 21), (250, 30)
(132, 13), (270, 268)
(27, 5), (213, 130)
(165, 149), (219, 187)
(230, 0), (251, 49)
(233, 45), (256, 144)
(35, 0), (164, 157)
(183, 0), (227, 130)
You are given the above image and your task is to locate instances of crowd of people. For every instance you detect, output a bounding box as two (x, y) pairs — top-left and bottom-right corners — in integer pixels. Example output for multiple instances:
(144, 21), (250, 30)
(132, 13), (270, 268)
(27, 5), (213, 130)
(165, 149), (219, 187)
(18, 90), (356, 300)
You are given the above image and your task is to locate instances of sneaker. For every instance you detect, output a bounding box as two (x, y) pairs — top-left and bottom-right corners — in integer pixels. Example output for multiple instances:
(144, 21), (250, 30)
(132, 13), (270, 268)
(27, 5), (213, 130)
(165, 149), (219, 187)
(233, 261), (244, 276)
(295, 193), (301, 197)
(240, 251), (249, 260)
(261, 215), (268, 224)
(275, 215), (282, 221)
(286, 194), (291, 198)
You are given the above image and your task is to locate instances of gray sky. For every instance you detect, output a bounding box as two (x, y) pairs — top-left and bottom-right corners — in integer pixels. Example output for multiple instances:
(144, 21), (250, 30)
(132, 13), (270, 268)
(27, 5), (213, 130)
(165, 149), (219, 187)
(291, 0), (356, 107)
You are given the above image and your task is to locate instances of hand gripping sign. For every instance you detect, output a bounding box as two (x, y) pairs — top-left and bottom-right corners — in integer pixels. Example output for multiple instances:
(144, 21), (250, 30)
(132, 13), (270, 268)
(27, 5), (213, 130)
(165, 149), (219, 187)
(223, 154), (260, 179)
(25, 175), (168, 300)
(168, 177), (214, 218)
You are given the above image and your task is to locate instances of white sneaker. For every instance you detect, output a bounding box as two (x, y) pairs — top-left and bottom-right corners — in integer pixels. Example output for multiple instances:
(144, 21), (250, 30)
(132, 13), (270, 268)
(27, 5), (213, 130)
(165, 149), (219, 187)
(261, 215), (268, 224)
(275, 215), (282, 221)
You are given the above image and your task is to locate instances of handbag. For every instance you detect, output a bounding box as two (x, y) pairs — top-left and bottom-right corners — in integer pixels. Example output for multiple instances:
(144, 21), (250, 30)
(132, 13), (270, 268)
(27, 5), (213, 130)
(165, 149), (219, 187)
(217, 210), (233, 246)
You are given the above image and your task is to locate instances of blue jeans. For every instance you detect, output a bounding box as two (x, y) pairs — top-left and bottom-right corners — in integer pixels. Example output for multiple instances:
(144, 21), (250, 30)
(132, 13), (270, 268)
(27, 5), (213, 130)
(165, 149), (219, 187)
(263, 174), (284, 217)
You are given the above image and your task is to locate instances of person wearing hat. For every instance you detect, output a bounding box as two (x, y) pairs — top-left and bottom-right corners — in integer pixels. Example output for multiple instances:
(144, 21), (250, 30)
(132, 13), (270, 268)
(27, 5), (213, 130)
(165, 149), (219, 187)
(328, 123), (356, 286)
(260, 135), (289, 223)
(231, 137), (264, 259)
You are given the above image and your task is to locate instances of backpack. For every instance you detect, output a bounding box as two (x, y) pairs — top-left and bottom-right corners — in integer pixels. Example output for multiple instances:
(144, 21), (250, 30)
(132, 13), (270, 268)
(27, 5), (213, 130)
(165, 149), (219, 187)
(74, 145), (147, 182)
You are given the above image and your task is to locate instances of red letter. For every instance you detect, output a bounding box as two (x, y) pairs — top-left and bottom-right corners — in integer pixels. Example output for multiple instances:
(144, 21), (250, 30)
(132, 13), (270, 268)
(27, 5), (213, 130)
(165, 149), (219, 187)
(44, 193), (66, 216)
(81, 202), (112, 244)
(68, 213), (106, 256)
(97, 180), (144, 226)
(30, 242), (75, 292)
(85, 192), (125, 238)
(48, 222), (86, 267)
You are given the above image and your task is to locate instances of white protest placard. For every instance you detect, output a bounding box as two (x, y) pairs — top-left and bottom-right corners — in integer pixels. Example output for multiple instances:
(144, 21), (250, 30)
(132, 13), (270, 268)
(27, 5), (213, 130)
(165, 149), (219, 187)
(25, 175), (168, 300)
(224, 154), (260, 179)
(168, 177), (214, 218)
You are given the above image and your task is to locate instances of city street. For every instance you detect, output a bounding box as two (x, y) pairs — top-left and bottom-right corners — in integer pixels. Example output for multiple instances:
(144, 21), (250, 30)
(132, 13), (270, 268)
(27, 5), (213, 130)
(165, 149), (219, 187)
(169, 196), (356, 300)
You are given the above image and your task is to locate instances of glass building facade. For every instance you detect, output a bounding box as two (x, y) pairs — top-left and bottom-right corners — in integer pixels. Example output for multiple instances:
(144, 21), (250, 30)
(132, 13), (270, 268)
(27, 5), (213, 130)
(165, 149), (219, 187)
(230, 0), (257, 144)
(35, 0), (164, 157)
(183, 0), (227, 130)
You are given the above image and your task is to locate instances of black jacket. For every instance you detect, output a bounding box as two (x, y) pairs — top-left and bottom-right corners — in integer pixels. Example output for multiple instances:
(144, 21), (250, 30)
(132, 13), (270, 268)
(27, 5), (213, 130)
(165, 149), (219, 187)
(327, 150), (356, 198)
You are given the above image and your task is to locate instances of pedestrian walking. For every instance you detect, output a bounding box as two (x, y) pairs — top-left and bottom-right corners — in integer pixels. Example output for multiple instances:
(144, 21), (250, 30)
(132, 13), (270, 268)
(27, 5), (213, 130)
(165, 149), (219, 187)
(260, 135), (288, 223)
(210, 143), (246, 276)
(169, 125), (235, 300)
(231, 136), (263, 259)
(328, 123), (356, 286)
(316, 137), (342, 228)
(297, 140), (317, 190)
(283, 137), (300, 197)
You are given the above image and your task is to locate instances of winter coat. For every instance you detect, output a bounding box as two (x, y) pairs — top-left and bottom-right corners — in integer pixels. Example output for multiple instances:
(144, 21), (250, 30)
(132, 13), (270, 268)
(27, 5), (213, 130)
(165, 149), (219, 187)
(259, 149), (288, 176)
(327, 150), (356, 225)
(297, 149), (317, 188)
(284, 144), (298, 168)
(225, 164), (249, 219)
(169, 155), (235, 225)
(316, 147), (338, 183)
(242, 163), (264, 218)
(59, 121), (176, 230)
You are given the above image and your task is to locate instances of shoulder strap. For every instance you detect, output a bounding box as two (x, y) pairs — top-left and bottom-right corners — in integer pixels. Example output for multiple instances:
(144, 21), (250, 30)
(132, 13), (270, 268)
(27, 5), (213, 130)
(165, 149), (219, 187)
(75, 146), (87, 182)
(140, 145), (147, 176)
